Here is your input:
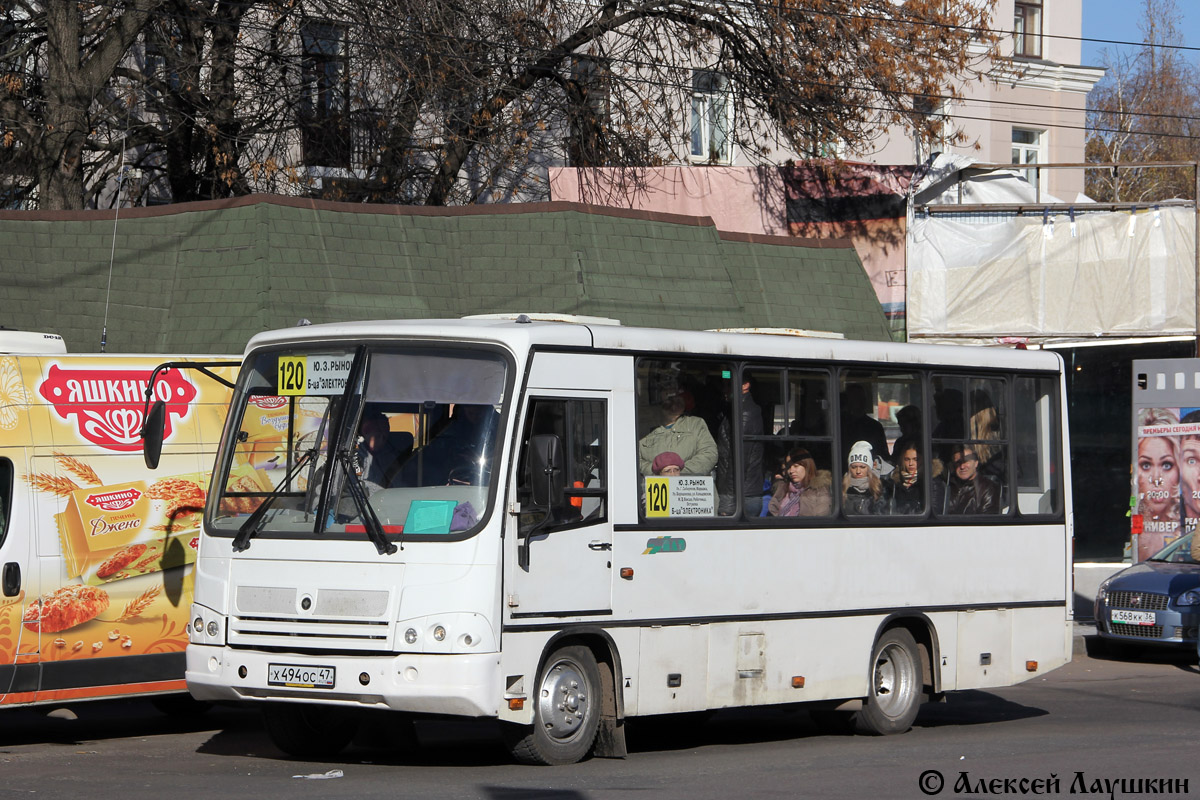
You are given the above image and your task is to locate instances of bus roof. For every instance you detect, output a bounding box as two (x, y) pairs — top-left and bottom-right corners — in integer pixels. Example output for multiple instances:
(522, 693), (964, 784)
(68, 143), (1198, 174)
(244, 317), (1064, 373)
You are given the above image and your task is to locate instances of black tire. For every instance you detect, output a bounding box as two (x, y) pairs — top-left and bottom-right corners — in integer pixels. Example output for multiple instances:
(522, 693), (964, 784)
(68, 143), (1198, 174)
(149, 693), (211, 717)
(509, 645), (602, 765)
(262, 704), (360, 759)
(809, 708), (856, 735)
(853, 628), (923, 735)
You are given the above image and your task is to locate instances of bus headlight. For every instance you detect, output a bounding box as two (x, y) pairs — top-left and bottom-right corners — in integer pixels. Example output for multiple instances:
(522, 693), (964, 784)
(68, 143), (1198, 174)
(188, 603), (226, 646)
(395, 613), (495, 653)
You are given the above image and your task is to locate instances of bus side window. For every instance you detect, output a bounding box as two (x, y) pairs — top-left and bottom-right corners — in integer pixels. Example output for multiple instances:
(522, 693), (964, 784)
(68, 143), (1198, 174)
(1014, 375), (1061, 516)
(932, 375), (1009, 516)
(517, 399), (607, 535)
(0, 457), (10, 547)
(635, 358), (732, 520)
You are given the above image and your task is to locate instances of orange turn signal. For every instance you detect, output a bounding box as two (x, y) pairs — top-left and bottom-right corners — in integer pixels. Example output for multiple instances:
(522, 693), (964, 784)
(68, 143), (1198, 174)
(1025, 661), (1038, 672)
(620, 567), (634, 580)
(508, 698), (525, 711)
(792, 676), (805, 688)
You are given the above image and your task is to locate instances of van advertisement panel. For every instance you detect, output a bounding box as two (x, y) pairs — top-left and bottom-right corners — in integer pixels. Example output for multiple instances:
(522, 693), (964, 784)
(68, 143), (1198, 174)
(0, 355), (234, 702)
(1132, 406), (1200, 562)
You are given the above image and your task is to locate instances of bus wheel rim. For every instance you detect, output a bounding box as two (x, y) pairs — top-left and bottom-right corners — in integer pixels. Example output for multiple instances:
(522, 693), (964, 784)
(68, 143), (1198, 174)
(538, 659), (590, 741)
(873, 642), (916, 718)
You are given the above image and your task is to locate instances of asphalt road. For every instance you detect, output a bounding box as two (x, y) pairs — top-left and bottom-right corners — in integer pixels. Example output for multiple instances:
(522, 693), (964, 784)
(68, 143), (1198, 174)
(1, 636), (1197, 800)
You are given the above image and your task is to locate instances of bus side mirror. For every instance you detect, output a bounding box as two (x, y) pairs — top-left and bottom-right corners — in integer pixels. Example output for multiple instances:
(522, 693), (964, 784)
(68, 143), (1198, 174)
(141, 398), (167, 470)
(528, 434), (565, 509)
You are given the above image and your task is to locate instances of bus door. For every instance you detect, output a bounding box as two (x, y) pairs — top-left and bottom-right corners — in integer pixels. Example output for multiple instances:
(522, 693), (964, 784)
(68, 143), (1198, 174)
(507, 356), (621, 618)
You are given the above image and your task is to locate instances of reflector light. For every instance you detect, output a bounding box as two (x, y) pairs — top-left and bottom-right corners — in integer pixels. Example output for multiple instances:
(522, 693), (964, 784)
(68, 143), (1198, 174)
(508, 698), (525, 711)
(792, 676), (805, 688)
(620, 568), (634, 580)
(1026, 660), (1038, 672)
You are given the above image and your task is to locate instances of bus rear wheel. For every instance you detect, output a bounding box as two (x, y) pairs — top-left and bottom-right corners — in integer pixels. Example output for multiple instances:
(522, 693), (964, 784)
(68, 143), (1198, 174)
(262, 703), (360, 759)
(508, 645), (602, 765)
(853, 628), (923, 735)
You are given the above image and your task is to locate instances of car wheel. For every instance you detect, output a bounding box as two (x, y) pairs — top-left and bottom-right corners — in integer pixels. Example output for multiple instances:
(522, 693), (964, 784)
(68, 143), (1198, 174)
(853, 628), (923, 735)
(508, 645), (602, 765)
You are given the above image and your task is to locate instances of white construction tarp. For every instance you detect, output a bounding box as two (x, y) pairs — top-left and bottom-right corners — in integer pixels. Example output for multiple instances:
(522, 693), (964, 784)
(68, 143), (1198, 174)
(907, 206), (1196, 339)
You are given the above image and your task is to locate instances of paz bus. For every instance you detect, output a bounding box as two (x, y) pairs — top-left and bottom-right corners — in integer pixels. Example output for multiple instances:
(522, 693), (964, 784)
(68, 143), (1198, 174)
(161, 315), (1071, 764)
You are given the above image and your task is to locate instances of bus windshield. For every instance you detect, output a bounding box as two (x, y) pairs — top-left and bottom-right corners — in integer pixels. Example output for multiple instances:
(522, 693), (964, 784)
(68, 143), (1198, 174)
(208, 344), (509, 544)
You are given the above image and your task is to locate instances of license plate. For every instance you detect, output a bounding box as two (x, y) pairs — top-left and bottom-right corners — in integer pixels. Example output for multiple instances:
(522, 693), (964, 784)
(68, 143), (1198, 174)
(267, 663), (336, 689)
(1111, 609), (1156, 625)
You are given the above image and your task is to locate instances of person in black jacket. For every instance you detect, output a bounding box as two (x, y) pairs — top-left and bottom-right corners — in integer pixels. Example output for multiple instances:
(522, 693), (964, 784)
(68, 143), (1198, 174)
(946, 444), (1000, 515)
(716, 378), (765, 517)
(886, 435), (925, 515)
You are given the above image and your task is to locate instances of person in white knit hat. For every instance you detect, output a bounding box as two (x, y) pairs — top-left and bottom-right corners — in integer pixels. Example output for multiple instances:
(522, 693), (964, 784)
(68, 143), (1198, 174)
(843, 440), (884, 515)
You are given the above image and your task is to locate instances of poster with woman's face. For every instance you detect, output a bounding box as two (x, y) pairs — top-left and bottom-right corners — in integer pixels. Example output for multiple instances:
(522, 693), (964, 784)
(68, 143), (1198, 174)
(1133, 407), (1200, 561)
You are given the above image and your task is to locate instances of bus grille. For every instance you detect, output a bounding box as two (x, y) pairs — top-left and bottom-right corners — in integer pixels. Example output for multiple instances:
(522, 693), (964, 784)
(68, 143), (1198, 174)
(1106, 591), (1169, 611)
(229, 615), (392, 651)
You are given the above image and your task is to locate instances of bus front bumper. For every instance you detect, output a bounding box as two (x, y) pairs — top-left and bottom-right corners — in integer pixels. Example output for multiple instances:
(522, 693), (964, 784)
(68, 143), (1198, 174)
(186, 644), (502, 718)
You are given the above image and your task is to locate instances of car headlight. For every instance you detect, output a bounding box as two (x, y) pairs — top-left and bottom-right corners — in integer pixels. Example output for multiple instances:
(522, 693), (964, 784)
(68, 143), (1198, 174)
(1097, 579), (1112, 603)
(1177, 589), (1200, 607)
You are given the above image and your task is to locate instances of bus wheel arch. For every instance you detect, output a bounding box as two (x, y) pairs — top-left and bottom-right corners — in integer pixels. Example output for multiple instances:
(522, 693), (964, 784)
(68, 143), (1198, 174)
(508, 631), (626, 763)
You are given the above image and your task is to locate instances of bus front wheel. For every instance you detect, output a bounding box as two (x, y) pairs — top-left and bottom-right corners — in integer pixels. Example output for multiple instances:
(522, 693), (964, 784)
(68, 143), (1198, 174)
(854, 628), (923, 735)
(508, 645), (602, 765)
(262, 703), (360, 758)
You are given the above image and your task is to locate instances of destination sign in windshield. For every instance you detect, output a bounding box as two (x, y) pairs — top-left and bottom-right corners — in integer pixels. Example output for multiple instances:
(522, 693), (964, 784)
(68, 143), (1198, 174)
(277, 356), (353, 396)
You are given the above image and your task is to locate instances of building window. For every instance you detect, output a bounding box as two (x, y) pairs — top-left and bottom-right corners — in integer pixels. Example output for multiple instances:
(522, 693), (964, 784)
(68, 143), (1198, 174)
(299, 20), (350, 168)
(566, 56), (611, 167)
(1011, 128), (1046, 191)
(1014, 0), (1042, 58)
(690, 70), (731, 163)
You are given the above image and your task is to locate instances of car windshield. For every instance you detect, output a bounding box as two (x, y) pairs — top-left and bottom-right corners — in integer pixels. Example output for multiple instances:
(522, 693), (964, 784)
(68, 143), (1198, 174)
(1147, 531), (1197, 564)
(208, 344), (509, 544)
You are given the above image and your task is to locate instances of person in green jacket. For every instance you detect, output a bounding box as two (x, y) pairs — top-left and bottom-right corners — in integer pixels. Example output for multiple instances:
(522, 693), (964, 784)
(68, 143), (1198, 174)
(638, 394), (718, 476)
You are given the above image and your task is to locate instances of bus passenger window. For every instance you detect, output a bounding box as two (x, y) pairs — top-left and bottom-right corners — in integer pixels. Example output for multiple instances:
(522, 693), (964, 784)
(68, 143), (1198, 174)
(838, 370), (922, 517)
(1014, 376), (1060, 516)
(636, 359), (732, 520)
(745, 367), (834, 521)
(932, 375), (1009, 516)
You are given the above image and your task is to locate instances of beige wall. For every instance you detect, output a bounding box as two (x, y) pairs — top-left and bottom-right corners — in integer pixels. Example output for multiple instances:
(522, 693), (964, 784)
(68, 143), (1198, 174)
(841, 0), (1101, 200)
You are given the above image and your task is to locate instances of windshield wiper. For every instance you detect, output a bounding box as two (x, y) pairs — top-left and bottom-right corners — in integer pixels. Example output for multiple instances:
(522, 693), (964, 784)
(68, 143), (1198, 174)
(336, 450), (399, 556)
(232, 449), (315, 552)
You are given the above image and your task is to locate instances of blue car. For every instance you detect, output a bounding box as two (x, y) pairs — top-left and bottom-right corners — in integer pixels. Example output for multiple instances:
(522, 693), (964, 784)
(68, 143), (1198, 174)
(1094, 532), (1200, 648)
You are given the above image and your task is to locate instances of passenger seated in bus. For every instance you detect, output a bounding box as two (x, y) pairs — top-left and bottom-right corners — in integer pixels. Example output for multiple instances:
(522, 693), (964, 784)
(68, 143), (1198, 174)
(969, 389), (1006, 490)
(886, 435), (934, 515)
(652, 451), (684, 476)
(638, 394), (718, 476)
(768, 447), (832, 517)
(842, 441), (884, 515)
(354, 410), (401, 494)
(945, 444), (1000, 514)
